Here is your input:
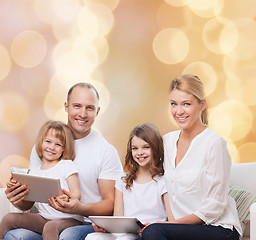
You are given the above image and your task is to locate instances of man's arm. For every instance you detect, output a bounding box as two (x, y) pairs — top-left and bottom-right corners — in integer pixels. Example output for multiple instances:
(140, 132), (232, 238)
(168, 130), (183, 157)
(48, 179), (115, 216)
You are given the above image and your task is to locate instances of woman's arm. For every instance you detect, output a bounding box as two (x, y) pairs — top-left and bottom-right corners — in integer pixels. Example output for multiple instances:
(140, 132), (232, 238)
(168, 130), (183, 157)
(113, 188), (124, 216)
(163, 193), (175, 222)
(66, 173), (81, 200)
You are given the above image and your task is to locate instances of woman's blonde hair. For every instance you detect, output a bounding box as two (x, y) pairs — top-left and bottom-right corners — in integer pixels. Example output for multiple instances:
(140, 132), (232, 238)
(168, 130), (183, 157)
(170, 74), (208, 125)
(123, 123), (164, 190)
(35, 120), (75, 161)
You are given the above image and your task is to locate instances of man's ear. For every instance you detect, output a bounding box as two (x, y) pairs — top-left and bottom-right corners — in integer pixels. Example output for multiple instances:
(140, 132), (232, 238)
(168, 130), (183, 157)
(64, 102), (68, 113)
(96, 106), (100, 116)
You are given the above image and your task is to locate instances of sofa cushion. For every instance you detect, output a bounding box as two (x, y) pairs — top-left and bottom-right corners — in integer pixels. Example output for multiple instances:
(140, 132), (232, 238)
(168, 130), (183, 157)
(229, 185), (256, 232)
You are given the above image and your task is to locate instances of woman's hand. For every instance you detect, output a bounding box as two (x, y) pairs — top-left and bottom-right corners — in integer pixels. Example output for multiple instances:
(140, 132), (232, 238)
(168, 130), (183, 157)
(138, 222), (150, 236)
(92, 223), (106, 233)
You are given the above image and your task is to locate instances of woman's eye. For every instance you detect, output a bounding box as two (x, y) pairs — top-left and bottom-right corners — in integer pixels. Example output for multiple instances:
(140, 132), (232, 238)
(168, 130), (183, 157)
(170, 102), (176, 106)
(184, 103), (191, 106)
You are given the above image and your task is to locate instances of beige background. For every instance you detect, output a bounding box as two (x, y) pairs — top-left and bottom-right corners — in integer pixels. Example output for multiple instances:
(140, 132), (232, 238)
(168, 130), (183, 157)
(0, 0), (256, 187)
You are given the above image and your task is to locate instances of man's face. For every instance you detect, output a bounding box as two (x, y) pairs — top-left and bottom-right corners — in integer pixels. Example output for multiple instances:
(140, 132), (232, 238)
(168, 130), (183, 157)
(65, 86), (100, 139)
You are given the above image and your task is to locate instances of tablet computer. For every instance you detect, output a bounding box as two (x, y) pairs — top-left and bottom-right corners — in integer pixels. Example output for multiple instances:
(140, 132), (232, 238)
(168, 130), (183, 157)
(11, 172), (62, 203)
(88, 216), (144, 233)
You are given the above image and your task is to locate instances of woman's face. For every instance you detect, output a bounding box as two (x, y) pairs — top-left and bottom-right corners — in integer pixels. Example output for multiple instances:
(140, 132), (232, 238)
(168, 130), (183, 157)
(169, 89), (206, 131)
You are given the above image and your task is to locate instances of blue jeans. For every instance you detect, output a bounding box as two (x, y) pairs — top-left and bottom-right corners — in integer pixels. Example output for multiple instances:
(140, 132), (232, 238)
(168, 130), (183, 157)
(141, 223), (240, 240)
(4, 223), (94, 240)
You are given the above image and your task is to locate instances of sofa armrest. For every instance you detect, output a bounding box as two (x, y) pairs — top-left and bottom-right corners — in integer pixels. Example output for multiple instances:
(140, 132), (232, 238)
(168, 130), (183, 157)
(0, 188), (23, 221)
(250, 202), (256, 240)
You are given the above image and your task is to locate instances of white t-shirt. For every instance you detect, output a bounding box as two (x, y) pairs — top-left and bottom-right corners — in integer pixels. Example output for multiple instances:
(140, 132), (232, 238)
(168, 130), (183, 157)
(29, 160), (83, 221)
(30, 129), (123, 222)
(163, 128), (242, 235)
(115, 174), (168, 224)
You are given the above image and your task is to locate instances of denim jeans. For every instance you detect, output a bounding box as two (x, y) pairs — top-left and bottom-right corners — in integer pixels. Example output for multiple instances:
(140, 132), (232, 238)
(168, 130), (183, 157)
(4, 222), (94, 240)
(141, 223), (240, 240)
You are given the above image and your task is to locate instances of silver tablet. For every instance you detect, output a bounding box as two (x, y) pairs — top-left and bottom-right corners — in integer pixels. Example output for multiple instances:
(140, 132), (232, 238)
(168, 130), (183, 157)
(12, 172), (62, 203)
(88, 216), (144, 233)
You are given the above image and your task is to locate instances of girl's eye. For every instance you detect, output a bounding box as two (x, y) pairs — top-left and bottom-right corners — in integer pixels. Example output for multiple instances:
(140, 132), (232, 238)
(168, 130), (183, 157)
(56, 144), (62, 147)
(132, 147), (137, 150)
(170, 102), (176, 106)
(144, 146), (150, 149)
(184, 103), (191, 106)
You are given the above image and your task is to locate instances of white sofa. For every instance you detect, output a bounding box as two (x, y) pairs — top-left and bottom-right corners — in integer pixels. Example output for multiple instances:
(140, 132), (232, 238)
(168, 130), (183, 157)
(0, 162), (256, 240)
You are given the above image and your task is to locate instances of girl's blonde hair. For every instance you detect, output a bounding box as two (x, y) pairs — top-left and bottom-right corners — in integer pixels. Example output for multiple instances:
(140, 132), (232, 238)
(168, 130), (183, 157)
(123, 123), (164, 190)
(35, 121), (75, 161)
(170, 74), (208, 125)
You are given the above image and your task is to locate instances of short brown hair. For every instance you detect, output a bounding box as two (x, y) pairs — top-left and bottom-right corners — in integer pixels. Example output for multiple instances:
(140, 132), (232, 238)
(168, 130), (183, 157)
(123, 123), (164, 190)
(35, 121), (75, 161)
(67, 82), (99, 104)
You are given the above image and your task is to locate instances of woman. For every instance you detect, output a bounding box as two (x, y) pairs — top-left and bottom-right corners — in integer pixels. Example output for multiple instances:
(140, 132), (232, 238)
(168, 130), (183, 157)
(141, 74), (242, 240)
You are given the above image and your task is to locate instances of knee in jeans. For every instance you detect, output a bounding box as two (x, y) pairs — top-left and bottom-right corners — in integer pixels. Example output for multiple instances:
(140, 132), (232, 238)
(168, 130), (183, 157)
(141, 224), (159, 240)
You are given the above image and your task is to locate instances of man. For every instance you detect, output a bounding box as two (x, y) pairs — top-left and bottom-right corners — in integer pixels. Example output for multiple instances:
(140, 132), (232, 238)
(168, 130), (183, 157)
(5, 83), (123, 239)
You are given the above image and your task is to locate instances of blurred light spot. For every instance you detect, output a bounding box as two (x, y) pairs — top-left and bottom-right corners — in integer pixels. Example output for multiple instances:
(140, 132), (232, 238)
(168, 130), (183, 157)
(54, 108), (68, 123)
(187, 0), (222, 12)
(190, 0), (224, 18)
(153, 28), (189, 64)
(164, 0), (190, 7)
(0, 44), (11, 81)
(182, 62), (217, 97)
(226, 78), (256, 106)
(54, 50), (96, 84)
(209, 107), (232, 139)
(203, 17), (238, 54)
(82, 0), (120, 11)
(219, 0), (256, 20)
(238, 143), (256, 163)
(0, 92), (30, 132)
(43, 85), (67, 119)
(223, 55), (256, 82)
(34, 0), (80, 25)
(19, 68), (49, 98)
(226, 18), (256, 60)
(0, 133), (22, 164)
(51, 6), (81, 41)
(92, 38), (109, 64)
(0, 155), (29, 187)
(24, 108), (48, 145)
(91, 81), (110, 114)
(52, 40), (72, 64)
(226, 140), (239, 163)
(72, 37), (99, 64)
(216, 100), (253, 141)
(11, 31), (47, 68)
(77, 3), (114, 39)
(156, 2), (193, 30)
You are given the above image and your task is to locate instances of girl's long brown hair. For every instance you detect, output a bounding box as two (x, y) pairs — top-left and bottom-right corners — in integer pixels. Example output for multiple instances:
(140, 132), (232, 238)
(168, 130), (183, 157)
(123, 123), (164, 190)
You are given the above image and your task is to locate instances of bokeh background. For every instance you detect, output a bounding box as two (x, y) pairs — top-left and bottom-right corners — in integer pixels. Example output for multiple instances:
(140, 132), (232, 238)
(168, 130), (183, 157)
(0, 0), (256, 187)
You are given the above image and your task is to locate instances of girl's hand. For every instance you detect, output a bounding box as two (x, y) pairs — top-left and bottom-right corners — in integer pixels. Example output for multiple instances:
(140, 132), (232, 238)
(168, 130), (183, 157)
(92, 223), (106, 233)
(57, 193), (69, 202)
(138, 222), (150, 236)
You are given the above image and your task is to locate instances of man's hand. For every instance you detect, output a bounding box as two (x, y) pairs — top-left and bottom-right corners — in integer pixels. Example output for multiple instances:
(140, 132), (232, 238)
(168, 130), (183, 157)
(48, 188), (81, 214)
(5, 178), (33, 210)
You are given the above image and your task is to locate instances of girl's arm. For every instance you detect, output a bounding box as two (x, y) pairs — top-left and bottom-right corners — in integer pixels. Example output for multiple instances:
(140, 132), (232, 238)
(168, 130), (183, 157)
(113, 188), (124, 216)
(66, 173), (81, 200)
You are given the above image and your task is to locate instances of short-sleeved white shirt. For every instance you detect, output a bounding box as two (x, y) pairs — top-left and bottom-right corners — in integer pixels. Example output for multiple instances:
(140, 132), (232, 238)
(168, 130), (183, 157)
(30, 129), (123, 222)
(29, 160), (83, 221)
(115, 174), (167, 224)
(163, 128), (242, 235)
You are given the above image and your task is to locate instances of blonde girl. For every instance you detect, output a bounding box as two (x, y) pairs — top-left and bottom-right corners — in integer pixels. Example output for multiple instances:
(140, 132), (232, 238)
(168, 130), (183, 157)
(0, 121), (83, 240)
